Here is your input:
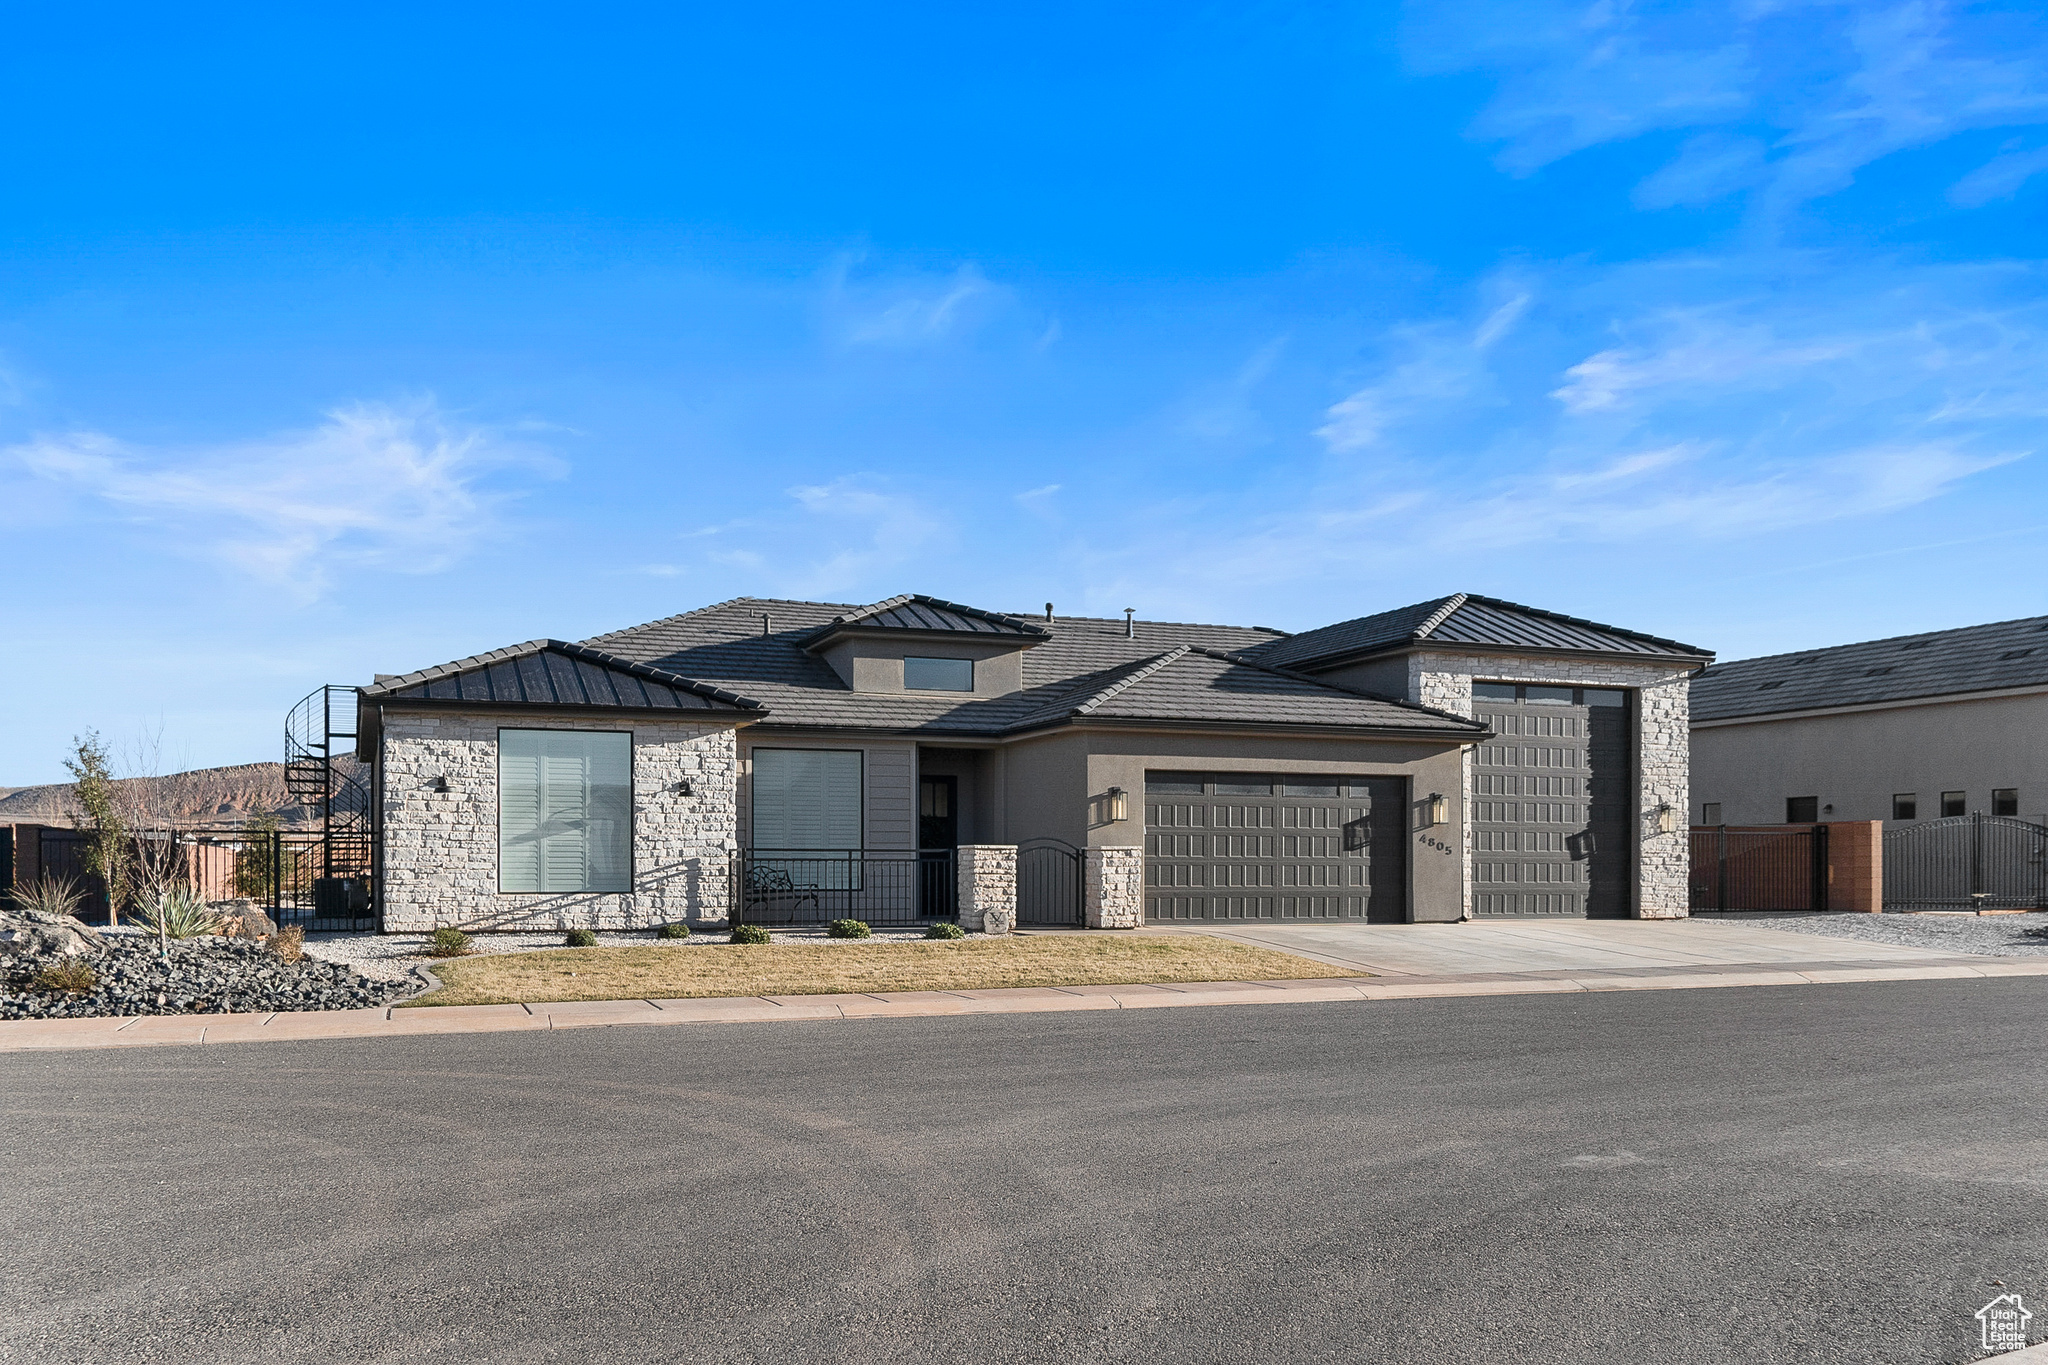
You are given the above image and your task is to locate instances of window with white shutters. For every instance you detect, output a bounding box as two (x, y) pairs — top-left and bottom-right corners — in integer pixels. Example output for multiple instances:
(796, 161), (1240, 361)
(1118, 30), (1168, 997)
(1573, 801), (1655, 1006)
(498, 730), (633, 893)
(751, 749), (863, 850)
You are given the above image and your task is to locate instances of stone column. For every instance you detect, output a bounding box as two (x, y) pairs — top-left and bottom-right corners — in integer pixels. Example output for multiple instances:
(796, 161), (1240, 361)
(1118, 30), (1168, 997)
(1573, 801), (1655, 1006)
(954, 845), (1018, 935)
(1084, 846), (1145, 929)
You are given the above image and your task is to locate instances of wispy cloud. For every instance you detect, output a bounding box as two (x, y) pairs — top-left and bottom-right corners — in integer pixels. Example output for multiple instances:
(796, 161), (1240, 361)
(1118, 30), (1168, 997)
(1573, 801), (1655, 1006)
(4, 399), (554, 598)
(1412, 0), (2048, 222)
(689, 476), (950, 599)
(827, 257), (1010, 347)
(1316, 292), (1529, 453)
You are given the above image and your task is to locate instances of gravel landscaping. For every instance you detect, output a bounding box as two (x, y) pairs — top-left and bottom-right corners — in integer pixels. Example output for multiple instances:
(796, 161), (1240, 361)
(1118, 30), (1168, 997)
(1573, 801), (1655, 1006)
(0, 928), (413, 1021)
(1703, 910), (2048, 957)
(305, 925), (999, 982)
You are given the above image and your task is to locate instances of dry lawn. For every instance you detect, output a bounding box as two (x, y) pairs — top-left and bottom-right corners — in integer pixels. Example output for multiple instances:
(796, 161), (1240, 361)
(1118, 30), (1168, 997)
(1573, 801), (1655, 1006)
(403, 934), (1363, 1007)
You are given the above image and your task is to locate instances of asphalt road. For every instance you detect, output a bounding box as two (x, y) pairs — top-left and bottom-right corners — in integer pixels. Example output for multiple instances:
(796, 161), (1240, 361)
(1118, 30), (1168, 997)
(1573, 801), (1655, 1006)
(5, 980), (2046, 1365)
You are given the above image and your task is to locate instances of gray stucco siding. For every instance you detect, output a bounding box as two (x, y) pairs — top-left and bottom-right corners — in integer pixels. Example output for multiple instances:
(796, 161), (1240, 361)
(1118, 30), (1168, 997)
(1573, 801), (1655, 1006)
(1691, 691), (2048, 828)
(378, 709), (740, 931)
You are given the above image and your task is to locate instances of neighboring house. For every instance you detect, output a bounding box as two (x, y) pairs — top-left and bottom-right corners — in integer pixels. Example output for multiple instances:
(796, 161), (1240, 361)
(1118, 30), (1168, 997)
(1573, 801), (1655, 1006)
(353, 592), (1710, 932)
(1691, 614), (2048, 829)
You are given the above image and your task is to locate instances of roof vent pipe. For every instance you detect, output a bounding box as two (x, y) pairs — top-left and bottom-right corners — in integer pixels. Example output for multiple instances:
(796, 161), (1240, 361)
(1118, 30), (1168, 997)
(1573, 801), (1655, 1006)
(759, 611), (772, 637)
(1123, 608), (1135, 638)
(1045, 602), (1054, 622)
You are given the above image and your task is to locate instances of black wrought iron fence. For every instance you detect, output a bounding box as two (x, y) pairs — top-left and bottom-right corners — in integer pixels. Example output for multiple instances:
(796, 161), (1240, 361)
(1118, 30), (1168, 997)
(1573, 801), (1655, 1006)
(1884, 813), (2048, 911)
(1689, 826), (1828, 912)
(1017, 838), (1083, 926)
(26, 826), (375, 932)
(734, 849), (955, 926)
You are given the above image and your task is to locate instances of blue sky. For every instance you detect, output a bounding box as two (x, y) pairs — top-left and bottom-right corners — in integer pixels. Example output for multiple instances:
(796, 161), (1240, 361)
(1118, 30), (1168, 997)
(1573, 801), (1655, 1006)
(6, 1), (2048, 782)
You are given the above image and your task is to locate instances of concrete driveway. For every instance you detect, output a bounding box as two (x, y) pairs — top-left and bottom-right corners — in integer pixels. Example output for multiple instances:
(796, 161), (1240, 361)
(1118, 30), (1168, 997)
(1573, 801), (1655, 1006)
(1159, 917), (1988, 978)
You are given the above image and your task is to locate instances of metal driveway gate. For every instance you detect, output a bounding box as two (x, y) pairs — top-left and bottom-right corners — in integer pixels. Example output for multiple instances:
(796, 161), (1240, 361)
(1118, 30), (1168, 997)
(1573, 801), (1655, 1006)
(1143, 772), (1408, 923)
(1688, 826), (1827, 912)
(1884, 814), (2048, 910)
(734, 849), (956, 926)
(1016, 838), (1083, 926)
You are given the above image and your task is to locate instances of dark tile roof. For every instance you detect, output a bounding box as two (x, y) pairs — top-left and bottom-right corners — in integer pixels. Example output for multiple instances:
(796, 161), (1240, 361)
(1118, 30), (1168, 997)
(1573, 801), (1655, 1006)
(1009, 645), (1485, 734)
(797, 594), (1049, 647)
(361, 640), (765, 714)
(578, 597), (1477, 738)
(1250, 592), (1711, 669)
(1691, 614), (2048, 722)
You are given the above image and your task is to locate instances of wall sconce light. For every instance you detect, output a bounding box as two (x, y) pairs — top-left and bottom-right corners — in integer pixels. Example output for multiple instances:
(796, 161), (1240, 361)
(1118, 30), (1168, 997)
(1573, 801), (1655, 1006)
(675, 778), (694, 796)
(1425, 792), (1448, 827)
(429, 775), (450, 793)
(1106, 786), (1129, 822)
(1655, 802), (1676, 834)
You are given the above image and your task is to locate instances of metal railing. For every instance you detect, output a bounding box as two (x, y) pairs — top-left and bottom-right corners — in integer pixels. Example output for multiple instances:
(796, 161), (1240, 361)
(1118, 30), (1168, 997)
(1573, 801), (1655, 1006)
(733, 849), (955, 926)
(31, 826), (376, 932)
(1689, 825), (1828, 912)
(1884, 814), (2048, 911)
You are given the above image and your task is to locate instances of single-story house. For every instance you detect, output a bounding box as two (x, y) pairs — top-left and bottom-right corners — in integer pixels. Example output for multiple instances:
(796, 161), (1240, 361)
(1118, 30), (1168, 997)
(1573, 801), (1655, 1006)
(354, 592), (1711, 932)
(1691, 613), (2048, 829)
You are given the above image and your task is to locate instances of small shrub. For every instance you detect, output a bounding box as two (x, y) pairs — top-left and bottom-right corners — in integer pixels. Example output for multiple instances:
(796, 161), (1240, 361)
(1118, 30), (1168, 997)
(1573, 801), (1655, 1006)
(33, 956), (98, 994)
(827, 919), (872, 939)
(8, 875), (86, 922)
(428, 927), (473, 958)
(564, 928), (599, 948)
(135, 886), (221, 940)
(729, 923), (772, 945)
(656, 922), (691, 940)
(270, 924), (306, 964)
(923, 921), (966, 940)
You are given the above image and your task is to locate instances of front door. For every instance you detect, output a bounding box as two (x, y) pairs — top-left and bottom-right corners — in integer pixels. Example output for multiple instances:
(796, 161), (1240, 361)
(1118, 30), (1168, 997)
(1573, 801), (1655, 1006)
(919, 776), (958, 850)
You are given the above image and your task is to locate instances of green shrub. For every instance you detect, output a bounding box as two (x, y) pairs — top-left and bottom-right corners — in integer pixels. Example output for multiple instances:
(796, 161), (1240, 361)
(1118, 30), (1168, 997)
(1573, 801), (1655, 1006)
(427, 927), (473, 958)
(8, 875), (85, 921)
(135, 886), (222, 940)
(564, 928), (599, 948)
(827, 919), (872, 939)
(729, 923), (771, 945)
(656, 922), (691, 940)
(33, 956), (98, 994)
(923, 921), (966, 940)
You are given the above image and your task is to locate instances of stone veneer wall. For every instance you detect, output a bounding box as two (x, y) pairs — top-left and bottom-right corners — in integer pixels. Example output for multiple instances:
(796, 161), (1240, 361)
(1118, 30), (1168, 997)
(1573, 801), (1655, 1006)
(1085, 846), (1145, 929)
(955, 845), (1017, 935)
(1406, 651), (1693, 920)
(379, 710), (740, 932)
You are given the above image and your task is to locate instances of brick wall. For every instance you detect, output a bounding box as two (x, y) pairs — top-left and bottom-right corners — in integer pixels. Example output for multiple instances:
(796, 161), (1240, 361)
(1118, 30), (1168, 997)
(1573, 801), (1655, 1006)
(1822, 820), (1882, 913)
(379, 710), (740, 932)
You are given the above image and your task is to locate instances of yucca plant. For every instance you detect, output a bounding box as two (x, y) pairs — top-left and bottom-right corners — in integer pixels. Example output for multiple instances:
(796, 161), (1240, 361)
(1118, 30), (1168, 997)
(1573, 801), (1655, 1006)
(134, 886), (221, 940)
(8, 876), (87, 922)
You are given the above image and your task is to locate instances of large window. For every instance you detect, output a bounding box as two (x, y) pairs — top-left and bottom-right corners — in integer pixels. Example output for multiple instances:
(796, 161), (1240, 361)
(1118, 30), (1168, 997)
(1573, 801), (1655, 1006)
(904, 657), (973, 692)
(752, 748), (863, 850)
(499, 729), (632, 893)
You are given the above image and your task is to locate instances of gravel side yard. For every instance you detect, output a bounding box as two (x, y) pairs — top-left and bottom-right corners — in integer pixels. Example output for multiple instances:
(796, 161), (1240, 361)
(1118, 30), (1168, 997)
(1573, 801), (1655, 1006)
(1, 929), (412, 1020)
(1704, 910), (2048, 957)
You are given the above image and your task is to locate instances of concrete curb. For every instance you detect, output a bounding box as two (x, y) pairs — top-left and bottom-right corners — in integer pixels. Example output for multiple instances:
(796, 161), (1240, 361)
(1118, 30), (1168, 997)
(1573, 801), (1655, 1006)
(4, 956), (2047, 1053)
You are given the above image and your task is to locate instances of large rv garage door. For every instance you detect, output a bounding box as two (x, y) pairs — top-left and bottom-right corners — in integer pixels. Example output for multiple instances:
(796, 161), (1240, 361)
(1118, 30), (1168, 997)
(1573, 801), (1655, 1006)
(1144, 772), (1408, 923)
(1469, 684), (1632, 918)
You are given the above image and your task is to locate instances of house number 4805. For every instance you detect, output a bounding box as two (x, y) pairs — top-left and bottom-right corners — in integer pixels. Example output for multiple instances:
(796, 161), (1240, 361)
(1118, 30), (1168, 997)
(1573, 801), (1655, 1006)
(1418, 836), (1455, 856)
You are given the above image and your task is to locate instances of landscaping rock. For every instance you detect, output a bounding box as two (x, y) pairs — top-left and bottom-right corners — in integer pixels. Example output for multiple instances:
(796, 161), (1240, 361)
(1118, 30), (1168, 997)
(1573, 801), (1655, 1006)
(0, 911), (103, 959)
(207, 899), (279, 939)
(0, 932), (410, 1020)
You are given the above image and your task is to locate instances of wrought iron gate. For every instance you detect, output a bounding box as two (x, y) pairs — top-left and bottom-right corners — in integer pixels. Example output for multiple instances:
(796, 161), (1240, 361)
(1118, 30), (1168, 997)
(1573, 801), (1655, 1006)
(1017, 838), (1083, 926)
(1688, 826), (1828, 912)
(1884, 814), (2048, 911)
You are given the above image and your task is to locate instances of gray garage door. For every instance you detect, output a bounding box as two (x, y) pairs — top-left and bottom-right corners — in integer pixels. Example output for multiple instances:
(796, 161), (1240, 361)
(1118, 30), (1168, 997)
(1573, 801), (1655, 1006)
(1143, 772), (1408, 923)
(1469, 684), (1631, 918)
